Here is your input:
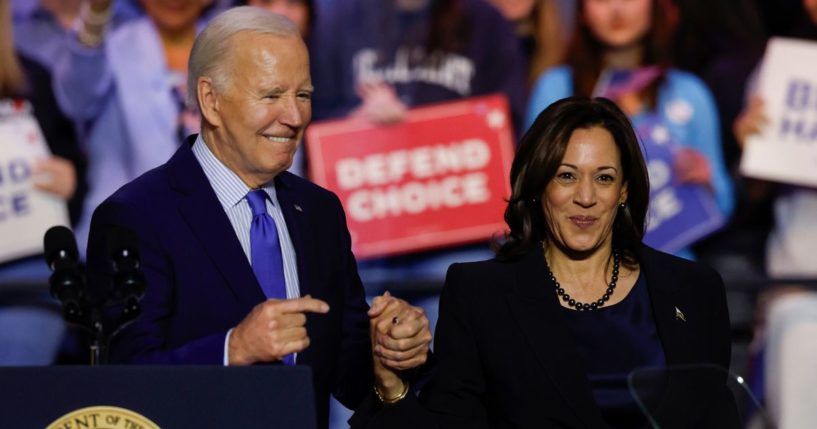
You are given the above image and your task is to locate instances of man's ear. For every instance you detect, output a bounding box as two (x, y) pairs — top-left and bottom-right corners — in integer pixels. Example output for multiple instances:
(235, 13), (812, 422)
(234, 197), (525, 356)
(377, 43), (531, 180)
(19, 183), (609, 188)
(198, 76), (221, 128)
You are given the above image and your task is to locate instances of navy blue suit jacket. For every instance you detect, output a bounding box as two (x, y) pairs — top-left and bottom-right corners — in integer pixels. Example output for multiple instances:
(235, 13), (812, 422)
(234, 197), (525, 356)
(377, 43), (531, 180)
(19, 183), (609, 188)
(87, 138), (373, 427)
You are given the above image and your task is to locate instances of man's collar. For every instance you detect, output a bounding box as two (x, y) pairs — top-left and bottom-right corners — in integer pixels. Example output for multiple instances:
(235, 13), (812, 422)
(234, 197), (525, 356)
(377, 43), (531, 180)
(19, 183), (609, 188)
(192, 134), (281, 209)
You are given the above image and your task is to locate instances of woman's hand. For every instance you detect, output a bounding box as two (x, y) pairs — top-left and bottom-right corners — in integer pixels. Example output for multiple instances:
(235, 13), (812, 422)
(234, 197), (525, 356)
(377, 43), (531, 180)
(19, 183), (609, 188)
(733, 95), (768, 148)
(32, 156), (77, 200)
(673, 147), (712, 186)
(350, 80), (408, 125)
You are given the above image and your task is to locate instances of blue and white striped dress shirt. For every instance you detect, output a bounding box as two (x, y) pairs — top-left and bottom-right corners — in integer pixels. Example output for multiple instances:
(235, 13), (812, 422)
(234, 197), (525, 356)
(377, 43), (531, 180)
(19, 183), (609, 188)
(192, 135), (301, 364)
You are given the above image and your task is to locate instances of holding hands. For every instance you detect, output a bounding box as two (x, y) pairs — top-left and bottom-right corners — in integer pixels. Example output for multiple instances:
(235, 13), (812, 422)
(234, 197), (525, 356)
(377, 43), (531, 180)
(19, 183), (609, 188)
(368, 291), (433, 402)
(226, 290), (432, 405)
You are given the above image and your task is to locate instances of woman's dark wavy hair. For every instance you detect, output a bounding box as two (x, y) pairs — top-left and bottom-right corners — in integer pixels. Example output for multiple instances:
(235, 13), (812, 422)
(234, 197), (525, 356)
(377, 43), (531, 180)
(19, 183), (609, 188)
(495, 97), (649, 266)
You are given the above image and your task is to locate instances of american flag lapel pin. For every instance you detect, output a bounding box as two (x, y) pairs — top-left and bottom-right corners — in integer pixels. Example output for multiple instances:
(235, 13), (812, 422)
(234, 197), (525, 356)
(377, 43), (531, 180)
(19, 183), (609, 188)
(675, 306), (686, 322)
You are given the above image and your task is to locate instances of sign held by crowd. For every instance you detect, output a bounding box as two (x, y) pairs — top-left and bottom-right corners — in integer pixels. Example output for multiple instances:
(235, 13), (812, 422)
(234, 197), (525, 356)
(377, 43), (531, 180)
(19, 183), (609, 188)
(741, 37), (817, 187)
(0, 102), (69, 263)
(307, 95), (514, 259)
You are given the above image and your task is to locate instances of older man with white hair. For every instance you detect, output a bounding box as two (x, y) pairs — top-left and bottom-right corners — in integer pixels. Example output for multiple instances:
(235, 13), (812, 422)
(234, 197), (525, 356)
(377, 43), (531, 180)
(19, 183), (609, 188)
(86, 7), (431, 428)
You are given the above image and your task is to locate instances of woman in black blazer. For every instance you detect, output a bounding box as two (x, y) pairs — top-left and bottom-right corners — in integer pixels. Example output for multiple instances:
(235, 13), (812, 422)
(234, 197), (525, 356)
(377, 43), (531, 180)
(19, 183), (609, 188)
(352, 97), (739, 428)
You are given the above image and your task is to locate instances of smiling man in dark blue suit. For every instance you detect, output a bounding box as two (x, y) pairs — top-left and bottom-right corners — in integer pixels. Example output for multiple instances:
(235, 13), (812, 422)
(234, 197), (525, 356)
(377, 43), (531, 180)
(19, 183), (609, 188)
(85, 7), (431, 428)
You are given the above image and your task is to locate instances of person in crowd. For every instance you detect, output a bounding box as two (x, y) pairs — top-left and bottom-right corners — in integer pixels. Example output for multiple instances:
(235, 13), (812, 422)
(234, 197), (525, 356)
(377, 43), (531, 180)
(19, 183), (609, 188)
(671, 0), (765, 172)
(351, 96), (739, 428)
(236, 0), (313, 37)
(732, 0), (817, 424)
(308, 0), (527, 324)
(12, 0), (141, 71)
(486, 0), (572, 86)
(525, 0), (734, 260)
(0, 0), (85, 364)
(52, 0), (215, 256)
(670, 0), (771, 284)
(310, 0), (527, 128)
(84, 8), (432, 428)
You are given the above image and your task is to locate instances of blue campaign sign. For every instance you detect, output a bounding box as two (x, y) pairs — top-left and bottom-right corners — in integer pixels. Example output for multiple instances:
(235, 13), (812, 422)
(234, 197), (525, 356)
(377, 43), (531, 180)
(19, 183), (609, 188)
(637, 119), (724, 253)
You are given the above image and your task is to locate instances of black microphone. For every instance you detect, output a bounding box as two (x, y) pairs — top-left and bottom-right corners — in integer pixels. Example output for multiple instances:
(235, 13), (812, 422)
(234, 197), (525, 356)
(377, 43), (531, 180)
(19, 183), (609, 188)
(43, 225), (85, 323)
(107, 225), (146, 324)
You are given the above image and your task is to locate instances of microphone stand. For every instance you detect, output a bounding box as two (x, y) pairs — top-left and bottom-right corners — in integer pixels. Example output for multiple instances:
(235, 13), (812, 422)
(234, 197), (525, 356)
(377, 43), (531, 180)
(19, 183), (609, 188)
(45, 226), (146, 365)
(88, 308), (106, 366)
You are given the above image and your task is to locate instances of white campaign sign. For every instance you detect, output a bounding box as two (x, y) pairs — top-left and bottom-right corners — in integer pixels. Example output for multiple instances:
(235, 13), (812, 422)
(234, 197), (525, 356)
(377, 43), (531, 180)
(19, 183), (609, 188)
(741, 37), (817, 187)
(0, 111), (69, 263)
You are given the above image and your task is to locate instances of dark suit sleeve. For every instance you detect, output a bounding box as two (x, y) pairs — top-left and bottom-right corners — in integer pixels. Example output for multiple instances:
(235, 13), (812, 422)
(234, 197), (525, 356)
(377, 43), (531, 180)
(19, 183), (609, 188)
(87, 198), (228, 364)
(351, 263), (491, 429)
(698, 268), (741, 428)
(648, 260), (741, 429)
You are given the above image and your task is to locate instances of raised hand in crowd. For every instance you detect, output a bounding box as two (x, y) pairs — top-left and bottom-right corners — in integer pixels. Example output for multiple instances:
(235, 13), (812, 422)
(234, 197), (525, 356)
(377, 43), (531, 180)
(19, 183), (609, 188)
(674, 147), (712, 187)
(350, 80), (408, 125)
(32, 156), (77, 200)
(77, 0), (114, 47)
(733, 95), (769, 147)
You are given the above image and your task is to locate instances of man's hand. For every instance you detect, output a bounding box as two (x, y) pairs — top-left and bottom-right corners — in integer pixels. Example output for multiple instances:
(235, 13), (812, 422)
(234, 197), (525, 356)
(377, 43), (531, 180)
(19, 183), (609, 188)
(368, 292), (432, 399)
(228, 296), (329, 365)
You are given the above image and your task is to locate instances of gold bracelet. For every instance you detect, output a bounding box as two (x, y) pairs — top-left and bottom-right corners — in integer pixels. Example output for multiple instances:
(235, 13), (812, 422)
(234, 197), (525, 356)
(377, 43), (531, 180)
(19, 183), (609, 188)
(373, 381), (409, 405)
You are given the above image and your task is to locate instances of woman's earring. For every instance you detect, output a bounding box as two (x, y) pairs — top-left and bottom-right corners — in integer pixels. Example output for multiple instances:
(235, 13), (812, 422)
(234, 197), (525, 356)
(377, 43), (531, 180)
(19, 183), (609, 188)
(619, 201), (626, 209)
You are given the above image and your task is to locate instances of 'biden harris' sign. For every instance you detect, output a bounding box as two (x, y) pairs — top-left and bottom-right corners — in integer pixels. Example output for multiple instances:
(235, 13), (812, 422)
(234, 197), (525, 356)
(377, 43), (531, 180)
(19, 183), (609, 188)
(639, 120), (725, 253)
(741, 37), (817, 187)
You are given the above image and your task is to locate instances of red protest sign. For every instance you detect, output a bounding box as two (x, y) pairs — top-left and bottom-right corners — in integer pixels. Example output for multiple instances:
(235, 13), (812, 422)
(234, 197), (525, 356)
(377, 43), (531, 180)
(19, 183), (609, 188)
(307, 94), (514, 259)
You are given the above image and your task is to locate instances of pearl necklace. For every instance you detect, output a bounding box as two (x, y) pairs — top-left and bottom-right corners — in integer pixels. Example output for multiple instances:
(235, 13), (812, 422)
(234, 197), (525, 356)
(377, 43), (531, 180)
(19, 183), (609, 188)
(543, 247), (620, 311)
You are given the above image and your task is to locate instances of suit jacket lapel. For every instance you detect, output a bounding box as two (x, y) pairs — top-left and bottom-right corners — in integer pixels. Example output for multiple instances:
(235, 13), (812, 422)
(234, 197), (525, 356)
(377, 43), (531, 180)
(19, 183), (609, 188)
(274, 173), (319, 367)
(274, 173), (313, 298)
(639, 247), (697, 366)
(167, 140), (265, 310)
(638, 246), (713, 425)
(505, 251), (608, 429)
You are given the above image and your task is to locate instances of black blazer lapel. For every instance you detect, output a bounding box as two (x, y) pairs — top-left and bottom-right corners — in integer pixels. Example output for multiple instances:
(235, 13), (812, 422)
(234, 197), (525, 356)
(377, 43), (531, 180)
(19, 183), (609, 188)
(167, 141), (265, 311)
(639, 247), (697, 366)
(505, 251), (608, 429)
(637, 246), (722, 427)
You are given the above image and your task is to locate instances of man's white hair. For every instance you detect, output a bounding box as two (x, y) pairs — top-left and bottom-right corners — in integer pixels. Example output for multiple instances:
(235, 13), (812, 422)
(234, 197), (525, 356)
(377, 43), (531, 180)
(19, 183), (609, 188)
(187, 6), (301, 108)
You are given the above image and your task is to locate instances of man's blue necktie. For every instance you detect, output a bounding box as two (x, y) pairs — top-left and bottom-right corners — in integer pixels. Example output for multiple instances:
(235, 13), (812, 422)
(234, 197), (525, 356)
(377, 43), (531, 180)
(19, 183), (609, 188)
(246, 190), (294, 365)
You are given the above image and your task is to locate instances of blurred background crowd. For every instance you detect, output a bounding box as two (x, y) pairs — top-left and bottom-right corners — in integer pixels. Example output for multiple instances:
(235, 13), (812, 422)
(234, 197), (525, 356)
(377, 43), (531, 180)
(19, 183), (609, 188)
(1, 0), (816, 427)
